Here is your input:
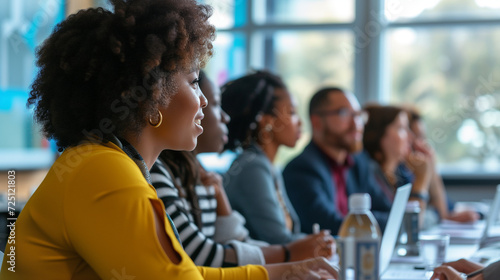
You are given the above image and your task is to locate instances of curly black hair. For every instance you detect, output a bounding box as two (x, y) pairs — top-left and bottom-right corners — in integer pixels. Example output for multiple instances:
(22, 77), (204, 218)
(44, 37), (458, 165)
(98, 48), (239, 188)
(27, 0), (215, 150)
(220, 70), (286, 151)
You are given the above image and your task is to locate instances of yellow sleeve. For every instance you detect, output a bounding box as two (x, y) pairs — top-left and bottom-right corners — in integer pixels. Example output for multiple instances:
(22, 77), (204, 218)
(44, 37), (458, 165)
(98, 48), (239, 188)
(198, 265), (268, 280)
(59, 146), (269, 280)
(64, 150), (205, 279)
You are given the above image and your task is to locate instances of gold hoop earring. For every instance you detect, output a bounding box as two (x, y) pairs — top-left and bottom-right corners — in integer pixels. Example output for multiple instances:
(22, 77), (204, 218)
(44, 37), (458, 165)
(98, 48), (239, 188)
(149, 110), (163, 128)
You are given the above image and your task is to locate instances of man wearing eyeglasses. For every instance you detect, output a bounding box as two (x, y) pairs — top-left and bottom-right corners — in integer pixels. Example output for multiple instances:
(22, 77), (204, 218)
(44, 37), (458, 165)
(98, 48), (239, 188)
(283, 87), (392, 235)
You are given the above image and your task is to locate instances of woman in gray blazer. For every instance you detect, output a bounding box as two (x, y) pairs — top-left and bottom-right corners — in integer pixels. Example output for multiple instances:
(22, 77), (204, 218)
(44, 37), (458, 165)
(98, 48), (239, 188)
(221, 71), (333, 255)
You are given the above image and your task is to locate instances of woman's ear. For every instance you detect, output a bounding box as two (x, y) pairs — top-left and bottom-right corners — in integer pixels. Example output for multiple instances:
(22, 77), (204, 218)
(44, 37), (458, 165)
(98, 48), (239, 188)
(256, 114), (276, 144)
(258, 114), (275, 132)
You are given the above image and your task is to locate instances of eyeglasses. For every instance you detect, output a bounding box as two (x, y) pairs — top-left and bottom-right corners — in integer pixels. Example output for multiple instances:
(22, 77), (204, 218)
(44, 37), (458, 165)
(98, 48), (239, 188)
(315, 108), (369, 124)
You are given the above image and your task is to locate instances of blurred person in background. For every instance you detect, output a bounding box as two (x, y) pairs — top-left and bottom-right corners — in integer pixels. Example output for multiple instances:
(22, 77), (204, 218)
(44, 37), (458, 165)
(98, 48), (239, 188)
(363, 104), (433, 224)
(283, 88), (392, 235)
(406, 107), (479, 224)
(221, 71), (334, 254)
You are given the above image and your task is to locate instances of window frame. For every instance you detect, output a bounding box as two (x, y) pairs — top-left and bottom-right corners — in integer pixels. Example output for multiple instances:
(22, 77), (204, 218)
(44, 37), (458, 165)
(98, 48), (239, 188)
(212, 0), (500, 181)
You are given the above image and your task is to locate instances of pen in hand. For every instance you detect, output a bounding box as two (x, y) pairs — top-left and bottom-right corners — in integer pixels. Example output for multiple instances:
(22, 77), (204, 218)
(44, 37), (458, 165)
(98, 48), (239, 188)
(313, 223), (320, 234)
(466, 268), (484, 279)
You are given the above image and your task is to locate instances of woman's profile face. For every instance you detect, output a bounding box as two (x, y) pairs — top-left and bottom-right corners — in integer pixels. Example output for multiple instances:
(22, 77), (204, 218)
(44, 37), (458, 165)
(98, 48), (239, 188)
(195, 75), (230, 154)
(380, 112), (410, 162)
(157, 70), (207, 151)
(268, 89), (302, 148)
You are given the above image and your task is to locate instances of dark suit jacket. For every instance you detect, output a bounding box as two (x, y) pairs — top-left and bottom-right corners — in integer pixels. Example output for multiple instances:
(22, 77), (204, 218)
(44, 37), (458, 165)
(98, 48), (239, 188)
(282, 141), (392, 235)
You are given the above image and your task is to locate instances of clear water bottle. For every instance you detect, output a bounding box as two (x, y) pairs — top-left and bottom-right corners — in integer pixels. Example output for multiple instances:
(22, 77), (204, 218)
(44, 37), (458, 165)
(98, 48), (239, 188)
(396, 200), (420, 257)
(338, 193), (381, 280)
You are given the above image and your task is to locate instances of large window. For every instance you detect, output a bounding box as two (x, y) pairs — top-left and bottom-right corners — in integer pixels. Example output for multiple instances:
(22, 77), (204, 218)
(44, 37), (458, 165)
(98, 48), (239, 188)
(387, 26), (500, 172)
(0, 0), (113, 170)
(202, 0), (500, 175)
(0, 0), (65, 169)
(383, 0), (500, 174)
(2, 0), (498, 175)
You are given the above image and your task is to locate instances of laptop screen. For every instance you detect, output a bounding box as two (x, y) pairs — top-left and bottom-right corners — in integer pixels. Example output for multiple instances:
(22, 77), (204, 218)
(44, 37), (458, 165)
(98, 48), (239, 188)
(379, 183), (412, 275)
(480, 184), (500, 247)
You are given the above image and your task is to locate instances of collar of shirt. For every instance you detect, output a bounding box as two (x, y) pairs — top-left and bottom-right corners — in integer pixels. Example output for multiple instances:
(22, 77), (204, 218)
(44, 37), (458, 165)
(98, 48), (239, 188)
(108, 135), (152, 185)
(110, 136), (183, 244)
(314, 143), (355, 171)
(326, 155), (354, 171)
(316, 146), (354, 216)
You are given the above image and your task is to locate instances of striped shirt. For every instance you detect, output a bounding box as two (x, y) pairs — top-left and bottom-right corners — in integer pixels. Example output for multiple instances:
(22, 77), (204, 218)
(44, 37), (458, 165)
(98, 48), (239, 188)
(150, 158), (235, 267)
(194, 184), (218, 238)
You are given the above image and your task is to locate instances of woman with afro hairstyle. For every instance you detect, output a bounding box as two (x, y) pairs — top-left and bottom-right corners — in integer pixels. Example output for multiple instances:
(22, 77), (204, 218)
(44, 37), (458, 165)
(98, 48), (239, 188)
(0, 1), (337, 280)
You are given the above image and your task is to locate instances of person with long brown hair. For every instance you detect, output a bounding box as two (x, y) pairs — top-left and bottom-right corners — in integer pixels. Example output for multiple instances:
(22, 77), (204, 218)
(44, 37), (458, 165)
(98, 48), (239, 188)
(363, 104), (432, 218)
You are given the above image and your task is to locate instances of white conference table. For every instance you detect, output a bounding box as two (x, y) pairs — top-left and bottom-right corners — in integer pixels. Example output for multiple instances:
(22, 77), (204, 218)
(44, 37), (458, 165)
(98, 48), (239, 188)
(384, 218), (486, 278)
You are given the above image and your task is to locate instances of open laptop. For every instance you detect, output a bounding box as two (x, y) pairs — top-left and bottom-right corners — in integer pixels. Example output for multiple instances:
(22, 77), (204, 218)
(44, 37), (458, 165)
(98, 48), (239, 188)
(427, 184), (500, 246)
(469, 185), (500, 264)
(379, 183), (418, 280)
(382, 184), (500, 279)
(479, 184), (500, 248)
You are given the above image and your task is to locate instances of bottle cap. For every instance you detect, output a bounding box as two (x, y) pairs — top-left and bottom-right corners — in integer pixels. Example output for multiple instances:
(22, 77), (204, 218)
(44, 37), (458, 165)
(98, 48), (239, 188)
(349, 193), (371, 211)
